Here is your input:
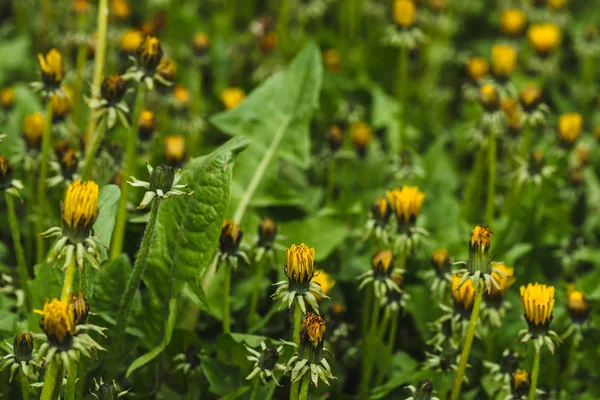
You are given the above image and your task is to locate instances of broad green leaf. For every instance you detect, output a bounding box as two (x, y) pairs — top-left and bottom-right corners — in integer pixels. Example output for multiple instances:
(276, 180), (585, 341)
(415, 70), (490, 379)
(279, 214), (349, 261)
(126, 298), (178, 377)
(93, 185), (121, 261)
(210, 42), (323, 222)
(200, 356), (246, 396)
(92, 255), (140, 320)
(371, 86), (400, 155)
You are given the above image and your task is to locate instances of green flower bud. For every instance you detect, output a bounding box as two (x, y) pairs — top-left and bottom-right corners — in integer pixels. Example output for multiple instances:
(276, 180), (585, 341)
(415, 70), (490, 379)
(97, 381), (118, 400)
(149, 165), (174, 193)
(414, 380), (434, 400)
(258, 347), (279, 371)
(13, 332), (34, 363)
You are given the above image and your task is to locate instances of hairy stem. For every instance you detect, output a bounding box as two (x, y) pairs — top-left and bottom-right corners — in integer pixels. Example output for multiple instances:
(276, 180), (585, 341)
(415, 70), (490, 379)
(397, 46), (409, 154)
(450, 290), (483, 400)
(359, 296), (381, 398)
(64, 361), (78, 400)
(5, 192), (30, 309)
(485, 129), (497, 225)
(20, 369), (30, 400)
(61, 250), (76, 302)
(36, 100), (54, 263)
(222, 260), (232, 334)
(40, 359), (62, 400)
(289, 302), (303, 400)
(529, 348), (541, 400)
(250, 378), (260, 400)
(299, 375), (310, 400)
(110, 85), (146, 259)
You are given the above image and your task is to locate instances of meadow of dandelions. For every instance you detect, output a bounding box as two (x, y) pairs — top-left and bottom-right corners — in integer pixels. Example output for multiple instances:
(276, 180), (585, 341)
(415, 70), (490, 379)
(0, 0), (599, 399)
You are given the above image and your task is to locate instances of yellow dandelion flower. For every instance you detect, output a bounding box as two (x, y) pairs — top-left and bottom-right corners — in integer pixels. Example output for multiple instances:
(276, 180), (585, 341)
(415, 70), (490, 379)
(520, 84), (542, 111)
(221, 87), (246, 110)
(488, 264), (515, 300)
(566, 288), (591, 323)
(284, 244), (316, 286)
(431, 249), (450, 272)
(138, 110), (157, 141)
(38, 49), (64, 87)
(528, 23), (562, 56)
(470, 225), (492, 251)
(480, 84), (499, 111)
(34, 298), (75, 345)
(349, 122), (373, 155)
(22, 112), (45, 150)
(164, 135), (186, 165)
(452, 274), (476, 311)
(0, 87), (15, 110)
(393, 0), (417, 29)
(491, 44), (517, 78)
(119, 29), (144, 54)
(312, 270), (335, 300)
(220, 219), (243, 254)
(385, 185), (425, 224)
(62, 180), (99, 240)
(520, 283), (555, 327)
(372, 249), (394, 276)
(137, 36), (164, 71)
(323, 49), (342, 74)
(500, 9), (527, 37)
(512, 369), (529, 392)
(466, 57), (489, 81)
(558, 112), (582, 145)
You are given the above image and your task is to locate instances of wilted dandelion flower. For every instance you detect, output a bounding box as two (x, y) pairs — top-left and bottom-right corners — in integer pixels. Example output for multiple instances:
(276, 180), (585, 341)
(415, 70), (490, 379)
(557, 112), (583, 146)
(123, 36), (171, 90)
(221, 87), (246, 110)
(365, 195), (393, 243)
(128, 163), (193, 209)
(491, 44), (517, 79)
(425, 248), (452, 298)
(528, 23), (561, 57)
(218, 219), (249, 267)
(272, 244), (327, 314)
(482, 264), (515, 327)
(285, 313), (335, 386)
(156, 58), (177, 84)
(500, 9), (527, 37)
(323, 49), (342, 73)
(519, 84), (548, 127)
(0, 332), (38, 382)
(518, 283), (561, 353)
(326, 123), (344, 152)
(47, 144), (80, 188)
(483, 348), (520, 386)
(405, 380), (440, 400)
(245, 341), (285, 386)
(255, 217), (280, 263)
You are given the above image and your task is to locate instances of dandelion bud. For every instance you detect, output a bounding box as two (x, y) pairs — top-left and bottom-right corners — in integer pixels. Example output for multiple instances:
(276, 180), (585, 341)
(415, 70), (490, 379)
(350, 122), (373, 157)
(97, 380), (119, 400)
(184, 344), (201, 368)
(558, 113), (582, 146)
(192, 32), (211, 56)
(101, 74), (127, 104)
(519, 84), (541, 112)
(149, 165), (175, 193)
(138, 110), (157, 141)
(38, 49), (64, 89)
(431, 249), (450, 275)
(70, 292), (90, 325)
(34, 298), (76, 349)
(500, 9), (527, 37)
(258, 217), (277, 248)
(528, 23), (561, 57)
(0, 156), (14, 190)
(566, 288), (591, 324)
(529, 150), (545, 174)
(568, 167), (584, 187)
(480, 84), (499, 111)
(164, 135), (186, 166)
(157, 59), (177, 83)
(111, 0), (130, 20)
(119, 29), (144, 55)
(451, 274), (476, 315)
(499, 352), (519, 375)
(323, 49), (342, 74)
(372, 249), (394, 277)
(220, 219), (243, 255)
(520, 283), (555, 333)
(299, 313), (326, 363)
(62, 180), (100, 242)
(371, 196), (392, 225)
(284, 243), (316, 293)
(466, 57), (489, 81)
(487, 264), (515, 303)
(56, 146), (79, 181)
(51, 93), (71, 122)
(512, 370), (530, 398)
(137, 36), (163, 72)
(0, 87), (15, 111)
(491, 44), (517, 79)
(393, 0), (417, 29)
(220, 87), (245, 110)
(13, 332), (33, 363)
(327, 124), (344, 152)
(414, 380), (435, 400)
(258, 347), (280, 371)
(22, 112), (45, 150)
(468, 225), (493, 275)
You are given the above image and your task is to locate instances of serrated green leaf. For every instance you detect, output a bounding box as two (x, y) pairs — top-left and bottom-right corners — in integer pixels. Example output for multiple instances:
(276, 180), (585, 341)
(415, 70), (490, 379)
(210, 42), (323, 221)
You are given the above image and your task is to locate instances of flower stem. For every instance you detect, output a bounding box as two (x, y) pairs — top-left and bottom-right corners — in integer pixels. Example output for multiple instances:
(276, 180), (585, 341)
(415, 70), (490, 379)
(485, 128), (496, 225)
(376, 308), (399, 385)
(64, 361), (78, 400)
(250, 378), (260, 400)
(529, 348), (541, 400)
(72, 14), (88, 128)
(36, 100), (54, 264)
(81, 115), (108, 179)
(20, 369), (30, 400)
(223, 260), (232, 334)
(61, 249), (77, 302)
(450, 290), (483, 400)
(289, 302), (303, 400)
(5, 192), (30, 309)
(278, 0), (291, 51)
(361, 285), (374, 339)
(397, 45), (409, 154)
(110, 85), (146, 259)
(519, 124), (532, 160)
(247, 257), (265, 329)
(40, 359), (62, 400)
(359, 296), (381, 398)
(109, 199), (161, 375)
(299, 375), (310, 400)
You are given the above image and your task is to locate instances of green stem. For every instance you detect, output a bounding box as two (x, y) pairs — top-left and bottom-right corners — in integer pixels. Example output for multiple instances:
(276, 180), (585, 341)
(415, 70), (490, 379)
(289, 302), (303, 400)
(109, 199), (161, 375)
(299, 375), (310, 400)
(80, 264), (89, 298)
(110, 85), (146, 259)
(64, 361), (77, 400)
(40, 359), (62, 400)
(81, 115), (108, 179)
(250, 378), (260, 400)
(326, 158), (337, 203)
(5, 192), (30, 309)
(397, 46), (409, 154)
(485, 129), (496, 225)
(247, 257), (265, 329)
(72, 13), (88, 128)
(26, 171), (35, 273)
(61, 250), (76, 302)
(278, 0), (291, 51)
(519, 124), (532, 161)
(450, 290), (483, 400)
(376, 309), (398, 385)
(560, 338), (576, 391)
(359, 296), (381, 398)
(36, 100), (54, 264)
(222, 260), (232, 334)
(361, 285), (374, 339)
(19, 369), (30, 400)
(529, 349), (541, 400)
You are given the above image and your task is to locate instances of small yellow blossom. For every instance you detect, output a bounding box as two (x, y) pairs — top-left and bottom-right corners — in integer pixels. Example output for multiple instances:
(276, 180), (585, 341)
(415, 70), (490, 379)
(284, 244), (316, 285)
(22, 113), (45, 150)
(349, 122), (373, 155)
(393, 0), (417, 29)
(164, 135), (186, 165)
(323, 49), (342, 73)
(38, 49), (64, 87)
(528, 23), (562, 56)
(480, 84), (499, 110)
(385, 186), (425, 224)
(137, 36), (164, 71)
(221, 87), (246, 110)
(0, 87), (15, 110)
(312, 270), (335, 300)
(220, 219), (243, 254)
(558, 113), (582, 145)
(488, 264), (515, 300)
(466, 57), (489, 81)
(62, 180), (99, 235)
(470, 225), (492, 251)
(34, 298), (75, 345)
(372, 249), (394, 275)
(512, 370), (529, 391)
(491, 44), (517, 78)
(119, 29), (144, 54)
(566, 287), (591, 322)
(520, 283), (555, 327)
(500, 9), (527, 37)
(452, 274), (476, 311)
